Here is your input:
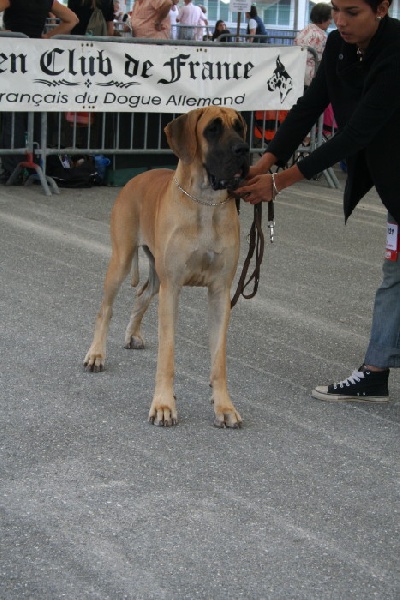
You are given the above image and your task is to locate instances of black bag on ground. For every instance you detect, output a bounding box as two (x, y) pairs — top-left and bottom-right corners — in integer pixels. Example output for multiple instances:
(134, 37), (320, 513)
(46, 155), (102, 188)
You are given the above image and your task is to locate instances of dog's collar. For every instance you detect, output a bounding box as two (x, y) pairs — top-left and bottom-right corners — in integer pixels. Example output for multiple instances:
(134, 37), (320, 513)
(173, 176), (233, 207)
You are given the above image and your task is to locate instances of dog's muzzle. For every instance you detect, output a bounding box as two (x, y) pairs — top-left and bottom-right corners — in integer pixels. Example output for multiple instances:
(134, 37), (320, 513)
(208, 173), (244, 191)
(206, 140), (250, 192)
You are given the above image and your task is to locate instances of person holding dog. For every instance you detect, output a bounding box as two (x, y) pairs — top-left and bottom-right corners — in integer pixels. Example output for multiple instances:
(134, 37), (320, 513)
(236, 0), (400, 403)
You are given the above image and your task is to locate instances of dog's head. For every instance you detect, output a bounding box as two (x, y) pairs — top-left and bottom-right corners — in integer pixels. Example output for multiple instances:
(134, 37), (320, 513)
(164, 107), (249, 192)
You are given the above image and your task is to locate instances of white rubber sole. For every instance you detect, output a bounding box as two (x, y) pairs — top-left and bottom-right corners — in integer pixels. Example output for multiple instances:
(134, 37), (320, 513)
(311, 387), (390, 403)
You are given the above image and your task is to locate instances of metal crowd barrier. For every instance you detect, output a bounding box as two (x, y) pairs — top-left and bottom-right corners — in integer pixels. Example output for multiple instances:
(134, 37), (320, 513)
(218, 33), (297, 44)
(43, 17), (60, 34)
(0, 35), (340, 196)
(171, 24), (211, 41)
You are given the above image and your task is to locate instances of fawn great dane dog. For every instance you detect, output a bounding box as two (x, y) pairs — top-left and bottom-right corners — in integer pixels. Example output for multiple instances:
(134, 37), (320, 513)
(84, 107), (250, 427)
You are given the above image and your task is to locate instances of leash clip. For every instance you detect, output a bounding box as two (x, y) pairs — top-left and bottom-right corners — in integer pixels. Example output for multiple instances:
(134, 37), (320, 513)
(268, 220), (275, 243)
(267, 198), (275, 244)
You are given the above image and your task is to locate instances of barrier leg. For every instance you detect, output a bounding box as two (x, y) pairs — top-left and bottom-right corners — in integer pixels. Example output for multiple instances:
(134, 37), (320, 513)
(25, 168), (60, 195)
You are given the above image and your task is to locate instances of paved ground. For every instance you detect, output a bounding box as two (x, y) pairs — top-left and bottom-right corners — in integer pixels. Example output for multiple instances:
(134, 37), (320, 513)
(1, 168), (399, 599)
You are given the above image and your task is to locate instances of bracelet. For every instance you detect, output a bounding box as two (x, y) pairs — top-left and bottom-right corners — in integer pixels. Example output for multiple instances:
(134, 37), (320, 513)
(271, 172), (281, 199)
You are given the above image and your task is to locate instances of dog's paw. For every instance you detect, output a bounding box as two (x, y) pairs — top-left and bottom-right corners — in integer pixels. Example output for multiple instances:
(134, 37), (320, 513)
(124, 335), (145, 350)
(83, 351), (105, 373)
(213, 408), (242, 429)
(149, 414), (178, 427)
(148, 400), (178, 427)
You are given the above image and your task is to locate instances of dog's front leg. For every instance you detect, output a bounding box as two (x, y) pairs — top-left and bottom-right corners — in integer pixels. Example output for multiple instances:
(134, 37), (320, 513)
(148, 283), (179, 427)
(208, 286), (242, 429)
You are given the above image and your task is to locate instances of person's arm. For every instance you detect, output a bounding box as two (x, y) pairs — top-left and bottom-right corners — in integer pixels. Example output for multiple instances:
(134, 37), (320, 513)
(106, 20), (114, 35)
(105, 0), (116, 36)
(248, 18), (256, 43)
(235, 49), (330, 204)
(154, 0), (172, 30)
(239, 37), (400, 205)
(236, 60), (327, 204)
(42, 0), (79, 38)
(236, 156), (304, 205)
(176, 5), (184, 22)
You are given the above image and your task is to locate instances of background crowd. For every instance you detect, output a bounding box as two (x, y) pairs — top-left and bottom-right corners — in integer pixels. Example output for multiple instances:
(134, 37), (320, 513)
(0, 0), (273, 42)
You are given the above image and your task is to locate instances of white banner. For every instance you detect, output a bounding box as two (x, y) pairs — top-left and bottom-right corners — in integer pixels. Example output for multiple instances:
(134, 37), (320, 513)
(0, 38), (306, 113)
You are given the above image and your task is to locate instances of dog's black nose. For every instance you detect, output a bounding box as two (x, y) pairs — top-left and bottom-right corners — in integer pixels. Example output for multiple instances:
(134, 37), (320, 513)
(232, 141), (249, 156)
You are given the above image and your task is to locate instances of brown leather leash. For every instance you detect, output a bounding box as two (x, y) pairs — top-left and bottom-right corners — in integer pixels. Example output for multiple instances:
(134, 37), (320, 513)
(231, 200), (274, 308)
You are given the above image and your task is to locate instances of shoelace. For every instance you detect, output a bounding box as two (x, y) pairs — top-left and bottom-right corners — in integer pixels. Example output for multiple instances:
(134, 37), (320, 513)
(334, 369), (365, 389)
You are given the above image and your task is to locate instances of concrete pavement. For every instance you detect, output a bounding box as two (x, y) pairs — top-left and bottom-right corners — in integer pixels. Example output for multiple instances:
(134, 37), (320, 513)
(1, 170), (399, 599)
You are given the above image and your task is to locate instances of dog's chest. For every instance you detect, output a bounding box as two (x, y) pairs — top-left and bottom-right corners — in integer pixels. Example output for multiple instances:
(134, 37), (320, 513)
(186, 235), (224, 270)
(184, 247), (224, 285)
(182, 212), (234, 284)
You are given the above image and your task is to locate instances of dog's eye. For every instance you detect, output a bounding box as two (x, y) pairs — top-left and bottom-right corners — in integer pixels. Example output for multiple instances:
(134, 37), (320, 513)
(204, 118), (222, 137)
(234, 121), (244, 136)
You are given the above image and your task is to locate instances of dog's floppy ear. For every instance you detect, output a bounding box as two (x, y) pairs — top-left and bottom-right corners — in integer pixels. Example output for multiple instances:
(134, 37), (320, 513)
(164, 109), (204, 164)
(236, 111), (247, 139)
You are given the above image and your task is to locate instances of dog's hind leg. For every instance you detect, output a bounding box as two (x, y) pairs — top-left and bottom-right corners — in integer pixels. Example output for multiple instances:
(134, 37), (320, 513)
(208, 285), (242, 429)
(84, 244), (135, 372)
(124, 247), (160, 349)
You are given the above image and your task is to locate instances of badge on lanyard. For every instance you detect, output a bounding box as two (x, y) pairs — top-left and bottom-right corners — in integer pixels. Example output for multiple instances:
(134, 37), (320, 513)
(385, 222), (400, 261)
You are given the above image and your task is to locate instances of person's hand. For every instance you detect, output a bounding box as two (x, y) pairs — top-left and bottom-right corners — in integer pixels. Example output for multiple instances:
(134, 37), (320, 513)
(235, 173), (274, 205)
(245, 164), (264, 180)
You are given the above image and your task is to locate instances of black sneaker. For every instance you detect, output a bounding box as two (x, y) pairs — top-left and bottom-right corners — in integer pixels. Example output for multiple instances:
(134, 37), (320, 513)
(312, 366), (390, 403)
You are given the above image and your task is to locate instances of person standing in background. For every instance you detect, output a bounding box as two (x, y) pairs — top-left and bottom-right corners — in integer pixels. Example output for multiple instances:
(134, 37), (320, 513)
(212, 19), (231, 41)
(295, 2), (335, 142)
(67, 0), (114, 36)
(169, 0), (179, 39)
(177, 0), (202, 40)
(245, 5), (266, 43)
(294, 3), (333, 87)
(0, 0), (78, 38)
(196, 4), (207, 40)
(130, 0), (173, 38)
(0, 0), (79, 181)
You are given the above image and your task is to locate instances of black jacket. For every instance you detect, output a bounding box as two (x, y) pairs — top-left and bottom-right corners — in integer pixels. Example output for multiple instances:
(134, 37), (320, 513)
(267, 16), (400, 223)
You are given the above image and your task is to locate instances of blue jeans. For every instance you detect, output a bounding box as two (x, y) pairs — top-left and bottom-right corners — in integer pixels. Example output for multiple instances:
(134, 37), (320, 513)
(364, 215), (400, 368)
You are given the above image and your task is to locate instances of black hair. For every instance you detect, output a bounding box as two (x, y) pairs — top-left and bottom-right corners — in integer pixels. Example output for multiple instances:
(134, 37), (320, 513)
(310, 3), (332, 24)
(249, 6), (258, 18)
(363, 0), (392, 9)
(212, 19), (230, 41)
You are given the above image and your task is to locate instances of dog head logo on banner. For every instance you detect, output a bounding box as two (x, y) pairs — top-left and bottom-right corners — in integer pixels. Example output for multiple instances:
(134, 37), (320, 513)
(267, 56), (293, 103)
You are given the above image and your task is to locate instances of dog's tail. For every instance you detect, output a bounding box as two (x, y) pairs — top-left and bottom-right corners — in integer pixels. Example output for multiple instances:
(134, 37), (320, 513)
(131, 248), (139, 288)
